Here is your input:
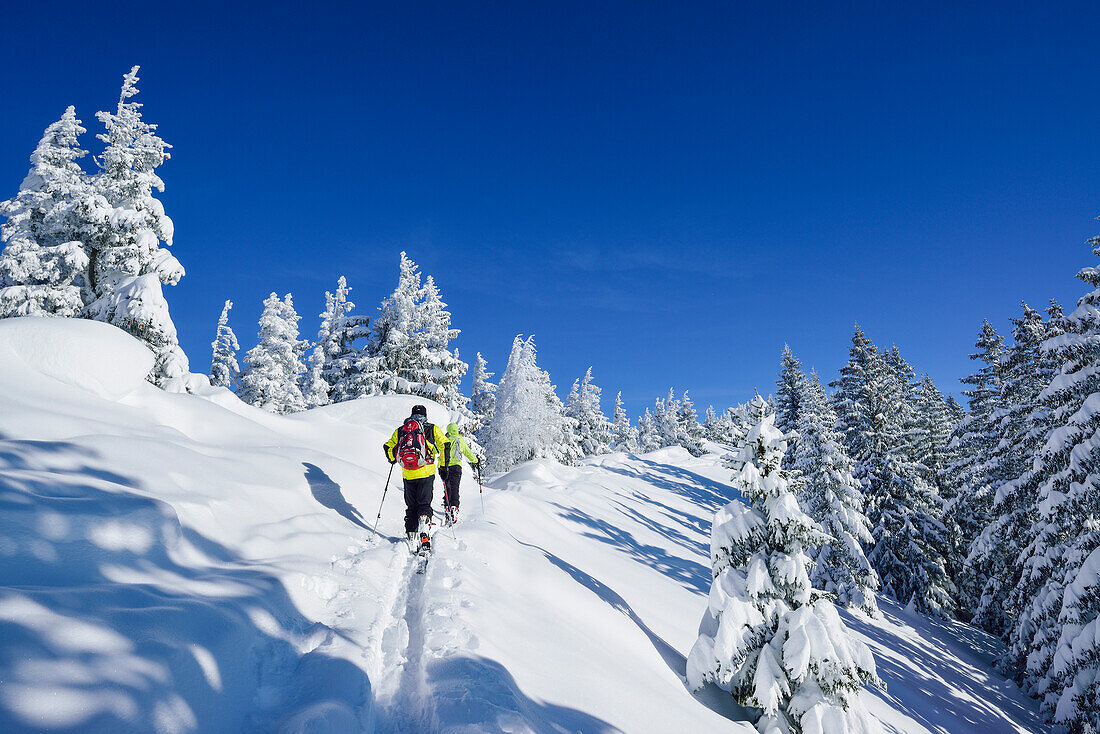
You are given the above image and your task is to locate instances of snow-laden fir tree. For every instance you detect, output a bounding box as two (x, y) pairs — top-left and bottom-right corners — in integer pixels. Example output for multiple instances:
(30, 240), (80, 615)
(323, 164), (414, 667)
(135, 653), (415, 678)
(612, 392), (638, 452)
(883, 346), (921, 466)
(84, 67), (189, 387)
(703, 405), (734, 444)
(831, 327), (954, 617)
(792, 372), (879, 616)
(1005, 226), (1100, 724)
(999, 304), (1076, 682)
(646, 388), (705, 455)
(942, 320), (1005, 615)
(636, 407), (660, 453)
(830, 327), (881, 470)
(418, 273), (471, 417)
(315, 276), (370, 403)
(968, 303), (1063, 639)
(655, 390), (682, 449)
(723, 395), (773, 476)
(238, 293), (307, 414)
(484, 336), (580, 472)
(945, 395), (966, 424)
(470, 352), (496, 445)
(727, 402), (757, 449)
(301, 344), (330, 409)
(565, 367), (613, 457)
(775, 344), (807, 440)
(209, 299), (240, 389)
(1047, 538), (1100, 731)
(0, 106), (91, 318)
(363, 253), (471, 421)
(910, 376), (954, 495)
(687, 410), (882, 734)
(677, 390), (706, 457)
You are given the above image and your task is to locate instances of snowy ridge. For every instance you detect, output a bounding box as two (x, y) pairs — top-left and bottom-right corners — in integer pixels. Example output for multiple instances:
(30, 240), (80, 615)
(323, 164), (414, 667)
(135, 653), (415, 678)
(0, 318), (1046, 732)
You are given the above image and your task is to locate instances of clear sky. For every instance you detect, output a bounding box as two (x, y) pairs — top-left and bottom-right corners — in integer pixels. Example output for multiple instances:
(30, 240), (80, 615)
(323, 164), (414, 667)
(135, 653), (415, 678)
(2, 2), (1097, 416)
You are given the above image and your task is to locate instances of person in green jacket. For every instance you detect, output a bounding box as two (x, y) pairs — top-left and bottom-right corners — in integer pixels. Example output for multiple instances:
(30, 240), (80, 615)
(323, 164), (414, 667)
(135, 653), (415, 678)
(438, 422), (480, 525)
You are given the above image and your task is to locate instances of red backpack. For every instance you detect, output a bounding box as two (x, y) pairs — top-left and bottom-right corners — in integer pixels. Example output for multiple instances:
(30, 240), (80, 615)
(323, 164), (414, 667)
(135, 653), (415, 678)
(397, 417), (434, 470)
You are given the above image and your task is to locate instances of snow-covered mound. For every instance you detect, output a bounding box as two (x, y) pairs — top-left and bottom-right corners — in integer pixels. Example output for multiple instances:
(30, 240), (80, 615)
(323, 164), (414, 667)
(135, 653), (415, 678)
(0, 316), (153, 400)
(0, 318), (1047, 733)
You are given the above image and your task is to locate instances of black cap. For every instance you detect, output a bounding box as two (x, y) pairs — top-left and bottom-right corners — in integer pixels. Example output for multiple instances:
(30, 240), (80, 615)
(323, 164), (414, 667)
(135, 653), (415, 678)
(411, 404), (428, 417)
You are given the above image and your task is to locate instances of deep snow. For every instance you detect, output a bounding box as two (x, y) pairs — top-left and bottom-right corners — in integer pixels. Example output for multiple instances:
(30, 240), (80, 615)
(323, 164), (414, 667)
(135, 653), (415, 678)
(0, 317), (1047, 733)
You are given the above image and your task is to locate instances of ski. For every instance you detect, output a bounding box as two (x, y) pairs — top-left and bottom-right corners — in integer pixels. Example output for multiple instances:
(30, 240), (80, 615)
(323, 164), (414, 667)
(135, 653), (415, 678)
(414, 532), (431, 573)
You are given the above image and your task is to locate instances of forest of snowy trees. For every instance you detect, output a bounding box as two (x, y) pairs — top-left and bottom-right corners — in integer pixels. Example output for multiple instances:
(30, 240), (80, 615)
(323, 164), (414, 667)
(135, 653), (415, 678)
(4, 69), (1100, 732)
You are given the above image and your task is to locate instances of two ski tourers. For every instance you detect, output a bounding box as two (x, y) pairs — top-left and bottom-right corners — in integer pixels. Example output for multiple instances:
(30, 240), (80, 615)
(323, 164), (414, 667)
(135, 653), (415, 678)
(383, 404), (449, 556)
(439, 423), (481, 527)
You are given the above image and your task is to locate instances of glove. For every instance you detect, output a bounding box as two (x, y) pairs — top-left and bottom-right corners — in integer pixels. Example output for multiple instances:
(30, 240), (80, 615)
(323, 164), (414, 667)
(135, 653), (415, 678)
(439, 466), (449, 480)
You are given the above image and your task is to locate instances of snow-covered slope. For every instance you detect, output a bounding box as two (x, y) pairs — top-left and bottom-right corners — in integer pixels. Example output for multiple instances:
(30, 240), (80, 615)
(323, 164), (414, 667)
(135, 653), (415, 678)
(0, 318), (1047, 733)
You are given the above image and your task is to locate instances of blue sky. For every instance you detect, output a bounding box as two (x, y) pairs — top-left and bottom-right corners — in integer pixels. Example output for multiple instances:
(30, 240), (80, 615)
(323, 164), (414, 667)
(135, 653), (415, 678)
(2, 2), (1097, 416)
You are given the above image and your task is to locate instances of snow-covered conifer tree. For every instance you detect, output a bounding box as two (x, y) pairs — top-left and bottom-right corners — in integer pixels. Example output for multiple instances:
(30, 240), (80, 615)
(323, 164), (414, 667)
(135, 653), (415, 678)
(703, 405), (726, 444)
(676, 390), (706, 457)
(565, 367), (613, 457)
(484, 336), (578, 471)
(635, 408), (660, 453)
(363, 252), (419, 395)
(612, 392), (638, 452)
(238, 293), (307, 414)
(301, 344), (330, 409)
(1005, 226), (1100, 720)
(0, 106), (91, 318)
(687, 410), (882, 733)
(363, 253), (471, 420)
(315, 276), (370, 403)
(722, 395), (773, 476)
(969, 303), (1063, 639)
(911, 376), (954, 492)
(943, 320), (1005, 615)
(84, 67), (188, 386)
(830, 327), (884, 475)
(209, 299), (239, 390)
(417, 273), (470, 416)
(774, 344), (807, 440)
(883, 345), (921, 465)
(470, 352), (496, 444)
(793, 372), (879, 616)
(654, 390), (681, 449)
(831, 327), (954, 617)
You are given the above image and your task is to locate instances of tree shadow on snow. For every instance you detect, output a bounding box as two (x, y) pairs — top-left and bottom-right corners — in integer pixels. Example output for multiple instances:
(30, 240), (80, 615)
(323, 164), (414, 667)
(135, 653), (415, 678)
(601, 456), (741, 514)
(840, 603), (1048, 734)
(548, 502), (712, 596)
(303, 461), (370, 530)
(508, 539), (748, 728)
(424, 654), (621, 734)
(0, 438), (374, 734)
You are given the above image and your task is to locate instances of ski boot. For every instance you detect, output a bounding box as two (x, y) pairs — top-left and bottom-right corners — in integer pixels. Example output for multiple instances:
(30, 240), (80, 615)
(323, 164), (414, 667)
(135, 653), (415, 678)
(446, 505), (459, 526)
(417, 514), (432, 555)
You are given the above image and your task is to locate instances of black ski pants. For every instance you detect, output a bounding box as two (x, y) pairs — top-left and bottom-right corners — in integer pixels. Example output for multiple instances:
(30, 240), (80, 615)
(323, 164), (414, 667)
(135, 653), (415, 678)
(441, 465), (462, 509)
(403, 475), (434, 533)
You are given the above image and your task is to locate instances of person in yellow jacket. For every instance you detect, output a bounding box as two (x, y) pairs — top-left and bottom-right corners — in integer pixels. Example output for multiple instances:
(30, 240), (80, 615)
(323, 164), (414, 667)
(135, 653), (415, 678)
(438, 423), (481, 525)
(383, 404), (450, 545)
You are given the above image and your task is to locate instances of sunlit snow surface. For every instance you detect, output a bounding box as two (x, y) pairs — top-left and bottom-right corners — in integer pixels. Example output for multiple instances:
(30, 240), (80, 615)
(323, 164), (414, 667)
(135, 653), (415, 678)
(0, 318), (1046, 733)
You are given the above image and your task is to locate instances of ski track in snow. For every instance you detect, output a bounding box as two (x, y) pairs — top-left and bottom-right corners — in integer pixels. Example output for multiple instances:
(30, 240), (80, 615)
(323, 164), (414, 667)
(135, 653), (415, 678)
(370, 533), (467, 734)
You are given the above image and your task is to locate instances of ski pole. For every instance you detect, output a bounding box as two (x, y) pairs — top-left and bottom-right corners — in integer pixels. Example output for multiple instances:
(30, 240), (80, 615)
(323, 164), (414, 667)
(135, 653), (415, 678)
(372, 463), (395, 538)
(477, 466), (485, 515)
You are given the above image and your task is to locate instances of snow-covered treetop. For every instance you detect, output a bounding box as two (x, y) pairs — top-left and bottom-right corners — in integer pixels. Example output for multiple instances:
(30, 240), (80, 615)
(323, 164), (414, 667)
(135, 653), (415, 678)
(94, 66), (174, 246)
